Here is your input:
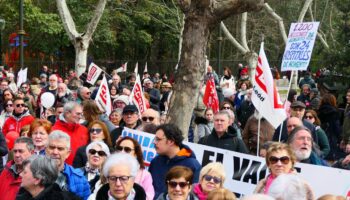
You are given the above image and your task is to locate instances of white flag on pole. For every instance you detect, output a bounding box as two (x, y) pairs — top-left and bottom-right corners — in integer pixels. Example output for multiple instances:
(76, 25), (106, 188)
(86, 62), (103, 85)
(129, 74), (147, 114)
(134, 62), (139, 75)
(144, 62), (148, 73)
(116, 62), (127, 73)
(252, 43), (287, 128)
(17, 67), (28, 88)
(95, 75), (112, 115)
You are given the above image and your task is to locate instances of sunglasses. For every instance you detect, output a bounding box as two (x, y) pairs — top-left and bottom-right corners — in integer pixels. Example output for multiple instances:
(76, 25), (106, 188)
(116, 146), (134, 153)
(203, 174), (222, 184)
(142, 116), (154, 122)
(304, 115), (314, 119)
(6, 104), (13, 107)
(222, 107), (231, 110)
(269, 156), (290, 165)
(167, 180), (190, 189)
(89, 128), (102, 134)
(88, 149), (107, 156)
(15, 104), (25, 108)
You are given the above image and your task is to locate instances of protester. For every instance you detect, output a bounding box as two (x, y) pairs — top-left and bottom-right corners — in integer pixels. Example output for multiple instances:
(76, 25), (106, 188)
(46, 130), (91, 200)
(82, 100), (115, 132)
(207, 188), (236, 200)
(94, 152), (146, 200)
(28, 119), (52, 155)
(149, 123), (201, 199)
(234, 81), (250, 109)
(236, 88), (255, 129)
(109, 108), (123, 127)
(56, 83), (74, 104)
(194, 108), (214, 143)
(16, 155), (80, 200)
(77, 86), (91, 104)
(192, 162), (226, 200)
(141, 108), (161, 127)
(0, 137), (34, 200)
(143, 78), (161, 109)
(157, 166), (197, 200)
(297, 84), (311, 106)
(116, 137), (155, 200)
(159, 82), (172, 113)
(0, 131), (8, 172)
(199, 111), (248, 153)
(0, 99), (14, 129)
(219, 67), (236, 96)
(113, 94), (129, 110)
(342, 88), (350, 153)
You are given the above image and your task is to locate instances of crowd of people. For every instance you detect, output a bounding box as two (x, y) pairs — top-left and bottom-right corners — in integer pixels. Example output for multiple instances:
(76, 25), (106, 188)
(0, 63), (349, 200)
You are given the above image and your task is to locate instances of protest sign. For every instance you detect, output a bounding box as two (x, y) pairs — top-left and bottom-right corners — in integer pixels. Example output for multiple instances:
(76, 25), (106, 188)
(86, 62), (102, 85)
(95, 75), (112, 115)
(281, 22), (319, 71)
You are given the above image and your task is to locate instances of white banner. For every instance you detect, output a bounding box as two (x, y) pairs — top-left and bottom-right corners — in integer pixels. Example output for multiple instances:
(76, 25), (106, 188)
(116, 62), (127, 73)
(86, 62), (103, 85)
(281, 22), (320, 71)
(95, 75), (112, 115)
(252, 43), (286, 128)
(16, 67), (28, 87)
(129, 75), (147, 114)
(122, 128), (350, 198)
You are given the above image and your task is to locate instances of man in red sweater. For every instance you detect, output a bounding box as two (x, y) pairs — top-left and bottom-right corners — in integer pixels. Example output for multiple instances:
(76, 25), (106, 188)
(52, 101), (89, 165)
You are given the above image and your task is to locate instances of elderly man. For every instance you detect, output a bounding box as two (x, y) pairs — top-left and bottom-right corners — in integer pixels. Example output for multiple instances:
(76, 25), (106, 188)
(52, 101), (89, 165)
(149, 123), (201, 199)
(77, 87), (91, 104)
(46, 130), (90, 200)
(56, 83), (74, 104)
(160, 82), (172, 113)
(110, 105), (142, 146)
(287, 126), (327, 166)
(199, 111), (249, 153)
(0, 137), (34, 200)
(297, 84), (311, 105)
(143, 78), (160, 109)
(141, 108), (160, 126)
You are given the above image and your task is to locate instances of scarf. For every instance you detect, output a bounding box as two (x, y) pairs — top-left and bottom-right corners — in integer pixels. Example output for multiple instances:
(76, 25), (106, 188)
(85, 163), (100, 175)
(193, 184), (207, 200)
(263, 174), (276, 194)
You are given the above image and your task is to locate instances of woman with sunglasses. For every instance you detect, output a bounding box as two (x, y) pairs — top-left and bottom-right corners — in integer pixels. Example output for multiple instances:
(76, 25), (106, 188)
(157, 166), (197, 200)
(73, 120), (113, 168)
(115, 136), (155, 200)
(192, 162), (226, 200)
(81, 141), (110, 193)
(303, 110), (330, 158)
(254, 142), (297, 194)
(0, 99), (14, 129)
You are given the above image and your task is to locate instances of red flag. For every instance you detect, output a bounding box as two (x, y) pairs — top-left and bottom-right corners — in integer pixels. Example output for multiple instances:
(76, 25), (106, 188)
(203, 77), (219, 113)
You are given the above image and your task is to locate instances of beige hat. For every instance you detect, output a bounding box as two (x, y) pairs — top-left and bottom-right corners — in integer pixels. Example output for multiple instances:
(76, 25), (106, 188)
(161, 82), (172, 88)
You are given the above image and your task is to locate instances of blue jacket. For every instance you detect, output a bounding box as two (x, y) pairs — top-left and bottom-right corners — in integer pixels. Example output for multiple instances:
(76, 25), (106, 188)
(149, 144), (201, 199)
(63, 163), (91, 200)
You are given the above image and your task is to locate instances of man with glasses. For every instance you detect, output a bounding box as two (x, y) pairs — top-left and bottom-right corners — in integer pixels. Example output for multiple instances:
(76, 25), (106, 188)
(149, 123), (201, 199)
(2, 97), (35, 136)
(46, 130), (90, 200)
(93, 153), (146, 199)
(52, 101), (89, 165)
(0, 137), (34, 200)
(77, 86), (91, 104)
(141, 108), (160, 126)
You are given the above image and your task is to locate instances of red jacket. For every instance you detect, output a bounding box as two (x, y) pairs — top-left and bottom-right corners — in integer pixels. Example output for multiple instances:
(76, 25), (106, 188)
(52, 117), (89, 165)
(0, 161), (22, 200)
(2, 112), (35, 136)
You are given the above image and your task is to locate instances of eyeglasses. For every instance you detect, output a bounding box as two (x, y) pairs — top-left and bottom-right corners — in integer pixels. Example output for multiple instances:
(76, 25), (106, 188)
(222, 107), (231, 110)
(304, 115), (314, 119)
(107, 176), (133, 185)
(15, 104), (25, 108)
(269, 156), (290, 165)
(116, 146), (134, 153)
(167, 180), (190, 189)
(6, 104), (13, 107)
(142, 116), (154, 122)
(86, 92), (91, 95)
(88, 149), (107, 157)
(154, 137), (166, 142)
(89, 128), (102, 134)
(203, 174), (222, 184)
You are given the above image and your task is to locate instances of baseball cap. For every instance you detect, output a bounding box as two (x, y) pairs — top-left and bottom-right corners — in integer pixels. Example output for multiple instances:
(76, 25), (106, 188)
(290, 101), (306, 109)
(123, 105), (138, 114)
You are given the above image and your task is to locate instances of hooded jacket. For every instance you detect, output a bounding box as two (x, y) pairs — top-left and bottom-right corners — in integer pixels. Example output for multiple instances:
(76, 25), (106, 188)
(52, 114), (89, 165)
(2, 110), (34, 135)
(199, 126), (249, 154)
(149, 144), (201, 199)
(0, 161), (22, 200)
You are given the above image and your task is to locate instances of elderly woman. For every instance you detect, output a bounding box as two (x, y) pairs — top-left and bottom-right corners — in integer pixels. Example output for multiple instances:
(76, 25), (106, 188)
(116, 137), (154, 200)
(192, 162), (225, 200)
(254, 142), (296, 194)
(73, 120), (112, 168)
(93, 152), (146, 200)
(157, 166), (197, 200)
(28, 119), (52, 155)
(81, 141), (110, 193)
(16, 155), (78, 199)
(109, 108), (123, 127)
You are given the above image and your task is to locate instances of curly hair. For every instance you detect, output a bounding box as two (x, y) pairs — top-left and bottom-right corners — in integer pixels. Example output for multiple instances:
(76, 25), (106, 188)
(156, 123), (184, 146)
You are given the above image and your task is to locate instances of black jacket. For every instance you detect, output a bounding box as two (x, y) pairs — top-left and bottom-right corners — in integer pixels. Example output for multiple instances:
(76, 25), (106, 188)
(199, 126), (249, 154)
(96, 183), (146, 200)
(110, 120), (142, 147)
(0, 131), (8, 172)
(72, 145), (87, 168)
(16, 183), (80, 200)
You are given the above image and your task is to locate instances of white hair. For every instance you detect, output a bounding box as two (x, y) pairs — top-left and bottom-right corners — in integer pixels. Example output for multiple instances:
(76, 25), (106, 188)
(86, 141), (110, 157)
(268, 174), (308, 200)
(103, 152), (139, 178)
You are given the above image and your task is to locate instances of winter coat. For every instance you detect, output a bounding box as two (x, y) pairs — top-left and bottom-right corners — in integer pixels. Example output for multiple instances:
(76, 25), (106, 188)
(15, 183), (80, 200)
(199, 126), (249, 154)
(149, 144), (201, 199)
(52, 115), (89, 165)
(236, 100), (255, 129)
(94, 182), (146, 200)
(72, 145), (87, 168)
(0, 161), (22, 200)
(298, 76), (316, 89)
(62, 163), (91, 200)
(272, 119), (316, 143)
(194, 117), (212, 143)
(2, 111), (35, 135)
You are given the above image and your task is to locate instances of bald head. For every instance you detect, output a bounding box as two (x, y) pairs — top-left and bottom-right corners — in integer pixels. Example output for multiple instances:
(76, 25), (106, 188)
(287, 117), (303, 134)
(141, 109), (160, 125)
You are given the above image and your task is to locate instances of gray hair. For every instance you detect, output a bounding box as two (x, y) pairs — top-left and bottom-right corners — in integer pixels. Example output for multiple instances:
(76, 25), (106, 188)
(111, 108), (123, 115)
(63, 101), (81, 113)
(22, 155), (58, 186)
(48, 130), (71, 149)
(15, 137), (35, 151)
(287, 126), (313, 145)
(268, 174), (308, 200)
(215, 110), (231, 120)
(86, 141), (111, 157)
(222, 109), (235, 120)
(103, 152), (139, 178)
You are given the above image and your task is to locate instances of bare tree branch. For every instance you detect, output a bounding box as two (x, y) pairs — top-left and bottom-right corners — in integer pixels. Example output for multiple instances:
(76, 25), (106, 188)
(240, 12), (249, 50)
(56, 0), (80, 40)
(298, 0), (313, 22)
(220, 22), (247, 54)
(308, 5), (330, 49)
(213, 0), (264, 20)
(263, 3), (287, 43)
(85, 0), (107, 40)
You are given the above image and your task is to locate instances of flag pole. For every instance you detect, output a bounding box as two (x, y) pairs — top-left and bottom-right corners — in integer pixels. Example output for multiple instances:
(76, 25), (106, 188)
(257, 117), (261, 156)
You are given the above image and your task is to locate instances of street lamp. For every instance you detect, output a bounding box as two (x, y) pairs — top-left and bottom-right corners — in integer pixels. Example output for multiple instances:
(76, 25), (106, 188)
(0, 18), (5, 66)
